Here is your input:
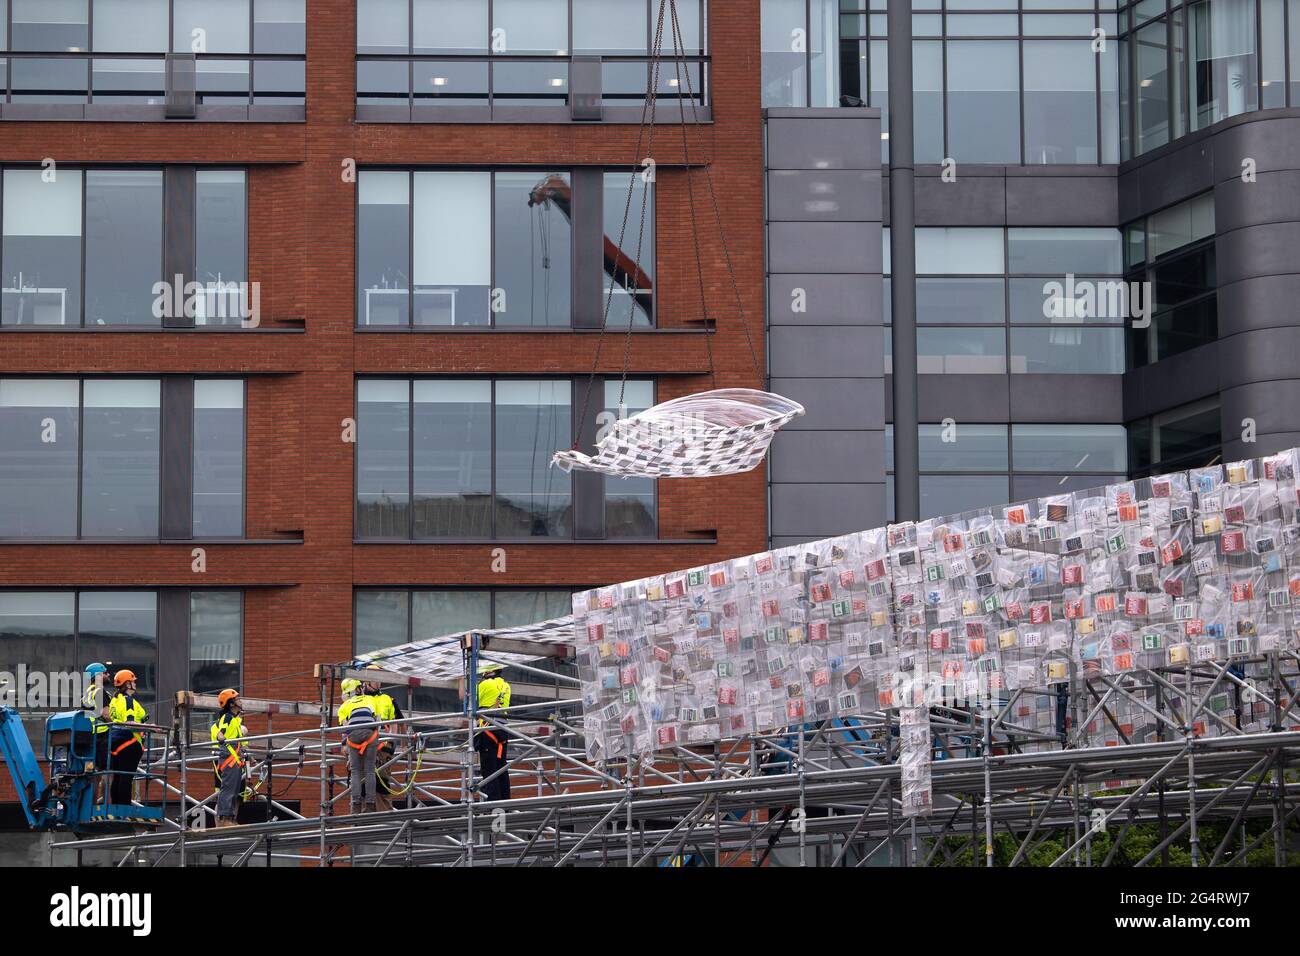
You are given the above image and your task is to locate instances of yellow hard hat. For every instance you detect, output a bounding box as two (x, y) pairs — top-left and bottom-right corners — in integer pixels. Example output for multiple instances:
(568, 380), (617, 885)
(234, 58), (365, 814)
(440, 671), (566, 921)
(341, 678), (362, 695)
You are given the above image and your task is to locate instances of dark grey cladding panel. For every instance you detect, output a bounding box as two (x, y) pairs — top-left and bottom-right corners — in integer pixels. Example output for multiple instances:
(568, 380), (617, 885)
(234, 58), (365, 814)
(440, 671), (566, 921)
(907, 173), (1007, 226)
(1005, 176), (1118, 226)
(767, 169), (883, 222)
(769, 326), (883, 378)
(765, 112), (882, 171)
(1122, 343), (1222, 421)
(1117, 138), (1214, 222)
(772, 377), (885, 430)
(1216, 220), (1300, 284)
(1211, 115), (1300, 180)
(768, 221), (882, 274)
(1218, 273), (1300, 335)
(1010, 374), (1125, 422)
(1219, 380), (1300, 438)
(1221, 432), (1300, 462)
(768, 274), (882, 326)
(769, 483), (885, 537)
(1217, 326), (1300, 389)
(770, 430), (885, 483)
(884, 374), (1010, 421)
(1213, 170), (1300, 232)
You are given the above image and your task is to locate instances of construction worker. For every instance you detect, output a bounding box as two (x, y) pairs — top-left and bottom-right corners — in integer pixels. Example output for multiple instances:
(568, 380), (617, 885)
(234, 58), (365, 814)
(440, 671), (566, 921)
(81, 663), (111, 803)
(337, 678), (381, 814)
(362, 664), (404, 811)
(211, 689), (249, 827)
(107, 669), (147, 808)
(472, 661), (511, 802)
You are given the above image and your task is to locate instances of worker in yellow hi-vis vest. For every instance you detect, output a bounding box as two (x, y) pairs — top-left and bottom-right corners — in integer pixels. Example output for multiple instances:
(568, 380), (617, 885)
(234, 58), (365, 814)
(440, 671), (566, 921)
(337, 679), (382, 813)
(107, 670), (147, 808)
(211, 689), (249, 827)
(81, 663), (112, 802)
(472, 662), (511, 802)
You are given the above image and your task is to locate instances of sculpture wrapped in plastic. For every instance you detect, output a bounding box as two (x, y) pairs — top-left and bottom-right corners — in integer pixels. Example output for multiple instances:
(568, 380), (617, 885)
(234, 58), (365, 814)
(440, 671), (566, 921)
(552, 388), (805, 479)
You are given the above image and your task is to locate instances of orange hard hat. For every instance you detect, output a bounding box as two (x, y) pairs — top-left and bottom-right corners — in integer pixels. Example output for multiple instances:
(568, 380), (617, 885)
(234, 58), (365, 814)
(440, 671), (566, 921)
(113, 669), (137, 687)
(218, 689), (240, 708)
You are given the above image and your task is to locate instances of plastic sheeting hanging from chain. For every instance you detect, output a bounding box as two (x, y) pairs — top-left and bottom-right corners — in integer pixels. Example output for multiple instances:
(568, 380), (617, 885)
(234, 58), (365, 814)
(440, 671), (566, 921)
(552, 388), (804, 478)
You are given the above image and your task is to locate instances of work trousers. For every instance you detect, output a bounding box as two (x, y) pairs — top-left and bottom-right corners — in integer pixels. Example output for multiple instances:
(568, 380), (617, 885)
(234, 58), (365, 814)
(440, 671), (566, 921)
(476, 732), (511, 802)
(216, 761), (244, 818)
(346, 743), (377, 812)
(108, 738), (142, 806)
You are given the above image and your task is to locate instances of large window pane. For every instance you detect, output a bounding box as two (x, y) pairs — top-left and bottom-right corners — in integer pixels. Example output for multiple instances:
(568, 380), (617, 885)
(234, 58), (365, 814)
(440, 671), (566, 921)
(173, 0), (249, 53)
(1024, 40), (1097, 164)
(0, 594), (76, 714)
(916, 278), (1005, 324)
(494, 589), (572, 628)
(1190, 0), (1257, 130)
(2, 170), (82, 327)
(81, 380), (160, 537)
(254, 0), (305, 54)
(1013, 473), (1127, 499)
(10, 57), (89, 102)
(916, 327), (1007, 373)
(920, 475), (1010, 520)
(946, 40), (1020, 164)
(1009, 327), (1125, 373)
(414, 59), (489, 103)
(1008, 227), (1123, 274)
(602, 172), (654, 326)
(93, 0), (168, 51)
(494, 172), (572, 326)
(195, 171), (247, 326)
(11, 0), (87, 50)
(1012, 424), (1127, 471)
(78, 592), (157, 704)
(1136, 18), (1170, 153)
(413, 380), (492, 537)
(1010, 276), (1130, 324)
(92, 58), (166, 103)
(494, 0), (568, 54)
(190, 591), (241, 693)
(358, 0), (408, 53)
(356, 381), (410, 538)
(0, 380), (79, 537)
(495, 381), (572, 537)
(357, 172), (411, 327)
(1148, 192), (1215, 259)
(85, 170), (162, 326)
(412, 591), (491, 639)
(762, 0), (807, 107)
(655, 0), (702, 54)
(414, 0), (487, 53)
(603, 379), (656, 537)
(575, 0), (648, 53)
(192, 380), (244, 538)
(919, 423), (1009, 471)
(914, 40), (944, 163)
(355, 591), (410, 655)
(915, 227), (1004, 274)
(413, 171), (491, 326)
(491, 60), (569, 105)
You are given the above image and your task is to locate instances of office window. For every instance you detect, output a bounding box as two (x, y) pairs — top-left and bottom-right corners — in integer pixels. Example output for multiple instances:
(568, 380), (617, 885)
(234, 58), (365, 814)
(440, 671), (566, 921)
(354, 590), (412, 656)
(762, 0), (812, 107)
(915, 278), (1006, 325)
(495, 0), (567, 53)
(354, 588), (573, 654)
(413, 171), (492, 325)
(0, 379), (80, 537)
(413, 380), (492, 537)
(495, 380), (572, 537)
(916, 328), (1007, 374)
(603, 379), (656, 537)
(919, 424), (1009, 471)
(1024, 40), (1098, 164)
(1009, 327), (1125, 373)
(254, 0), (306, 54)
(414, 0), (487, 53)
(356, 380), (411, 538)
(94, 0), (169, 52)
(946, 40), (1020, 163)
(1008, 228), (1124, 275)
(920, 474), (1011, 518)
(189, 591), (242, 692)
(357, 172), (411, 327)
(1012, 424), (1128, 472)
(914, 228), (1004, 275)
(1189, 0), (1258, 129)
(494, 172), (573, 327)
(85, 170), (164, 326)
(603, 171), (654, 327)
(0, 593), (76, 701)
(11, 0), (88, 51)
(1135, 17), (1171, 152)
(80, 380), (160, 537)
(192, 380), (245, 538)
(1128, 398), (1222, 475)
(195, 171), (248, 326)
(78, 591), (158, 704)
(576, 0), (647, 53)
(1, 170), (82, 327)
(494, 589), (572, 626)
(173, 0), (249, 53)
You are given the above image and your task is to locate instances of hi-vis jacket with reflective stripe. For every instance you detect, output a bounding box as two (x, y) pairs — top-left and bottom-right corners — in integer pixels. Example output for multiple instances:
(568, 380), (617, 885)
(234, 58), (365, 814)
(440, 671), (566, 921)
(82, 683), (111, 735)
(476, 676), (511, 711)
(108, 694), (148, 748)
(211, 713), (247, 768)
(338, 694), (380, 725)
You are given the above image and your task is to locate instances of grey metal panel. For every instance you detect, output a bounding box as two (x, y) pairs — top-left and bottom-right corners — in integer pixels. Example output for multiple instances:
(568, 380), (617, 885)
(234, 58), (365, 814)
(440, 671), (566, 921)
(166, 53), (197, 118)
(571, 169), (604, 328)
(1009, 374), (1125, 422)
(768, 274), (881, 326)
(771, 377), (885, 430)
(767, 169), (882, 222)
(1217, 326), (1300, 389)
(896, 374), (1009, 422)
(768, 326), (883, 378)
(1210, 115), (1300, 180)
(1221, 432), (1300, 462)
(769, 429), (885, 484)
(765, 113), (881, 170)
(1217, 274), (1300, 335)
(1219, 380), (1300, 439)
(1117, 137), (1213, 222)
(1122, 343), (1222, 421)
(1005, 176), (1118, 225)
(160, 377), (195, 540)
(1216, 221), (1300, 284)
(156, 590), (191, 729)
(1213, 170), (1300, 233)
(909, 173), (1007, 226)
(769, 483), (884, 537)
(83, 104), (169, 122)
(1, 103), (87, 120)
(569, 55), (602, 121)
(768, 221), (881, 274)
(164, 167), (197, 330)
(360, 104), (417, 122)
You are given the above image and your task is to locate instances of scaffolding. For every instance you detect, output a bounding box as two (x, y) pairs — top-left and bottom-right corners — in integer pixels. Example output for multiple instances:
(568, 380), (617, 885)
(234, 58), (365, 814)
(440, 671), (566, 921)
(45, 642), (1300, 867)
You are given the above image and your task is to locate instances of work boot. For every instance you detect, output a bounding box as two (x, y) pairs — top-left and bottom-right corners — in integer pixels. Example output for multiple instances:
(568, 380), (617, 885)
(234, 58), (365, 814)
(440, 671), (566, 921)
(365, 803), (378, 813)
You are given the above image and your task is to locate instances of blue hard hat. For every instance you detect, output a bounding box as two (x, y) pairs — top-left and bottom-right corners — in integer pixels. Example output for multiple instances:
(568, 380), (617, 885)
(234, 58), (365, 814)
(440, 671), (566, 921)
(84, 662), (107, 676)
